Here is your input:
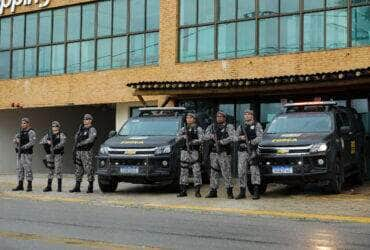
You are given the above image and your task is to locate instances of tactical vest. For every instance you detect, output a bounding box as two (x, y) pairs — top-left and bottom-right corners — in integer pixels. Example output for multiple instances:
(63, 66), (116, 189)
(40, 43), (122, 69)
(76, 126), (95, 151)
(212, 124), (231, 154)
(15, 129), (34, 154)
(183, 126), (200, 151)
(43, 133), (64, 155)
(239, 123), (258, 151)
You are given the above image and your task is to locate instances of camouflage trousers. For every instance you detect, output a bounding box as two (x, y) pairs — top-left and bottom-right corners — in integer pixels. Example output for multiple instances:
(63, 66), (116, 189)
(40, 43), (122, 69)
(179, 150), (202, 186)
(210, 152), (233, 189)
(16, 154), (33, 181)
(238, 151), (261, 187)
(74, 150), (95, 182)
(45, 154), (63, 180)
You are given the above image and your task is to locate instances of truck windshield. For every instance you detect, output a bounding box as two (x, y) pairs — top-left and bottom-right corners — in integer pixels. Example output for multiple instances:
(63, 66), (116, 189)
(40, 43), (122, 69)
(267, 113), (332, 134)
(118, 118), (180, 136)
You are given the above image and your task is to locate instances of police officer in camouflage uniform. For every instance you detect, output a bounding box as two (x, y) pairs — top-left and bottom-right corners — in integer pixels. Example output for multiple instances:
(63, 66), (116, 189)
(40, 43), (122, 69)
(40, 121), (67, 192)
(176, 112), (204, 198)
(235, 110), (263, 200)
(204, 111), (235, 199)
(70, 114), (97, 193)
(12, 118), (36, 192)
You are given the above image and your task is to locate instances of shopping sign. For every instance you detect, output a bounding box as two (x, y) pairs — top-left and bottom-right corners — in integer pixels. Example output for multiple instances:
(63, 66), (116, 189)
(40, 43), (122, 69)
(0, 0), (50, 16)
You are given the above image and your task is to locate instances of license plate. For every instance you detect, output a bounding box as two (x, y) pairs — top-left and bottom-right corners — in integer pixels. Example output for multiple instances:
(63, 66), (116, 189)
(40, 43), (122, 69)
(272, 166), (293, 174)
(120, 166), (139, 174)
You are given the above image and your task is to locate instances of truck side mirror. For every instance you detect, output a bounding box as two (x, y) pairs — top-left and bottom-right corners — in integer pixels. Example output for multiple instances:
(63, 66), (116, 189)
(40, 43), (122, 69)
(108, 130), (117, 138)
(340, 126), (350, 135)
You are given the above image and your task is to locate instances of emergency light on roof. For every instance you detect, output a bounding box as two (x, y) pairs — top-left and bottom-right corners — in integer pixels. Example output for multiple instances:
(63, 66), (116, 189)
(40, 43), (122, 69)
(284, 101), (337, 108)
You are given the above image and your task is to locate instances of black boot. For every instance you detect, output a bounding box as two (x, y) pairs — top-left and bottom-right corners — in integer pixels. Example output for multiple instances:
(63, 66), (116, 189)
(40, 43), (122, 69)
(235, 187), (246, 200)
(227, 187), (234, 199)
(69, 181), (81, 193)
(177, 185), (187, 197)
(12, 181), (24, 191)
(205, 189), (217, 198)
(43, 179), (52, 192)
(194, 185), (201, 198)
(86, 181), (94, 193)
(26, 181), (32, 192)
(252, 185), (260, 200)
(57, 179), (62, 192)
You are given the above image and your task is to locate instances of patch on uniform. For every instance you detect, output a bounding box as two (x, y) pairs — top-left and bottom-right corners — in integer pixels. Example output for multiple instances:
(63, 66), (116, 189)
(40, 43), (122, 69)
(351, 140), (356, 154)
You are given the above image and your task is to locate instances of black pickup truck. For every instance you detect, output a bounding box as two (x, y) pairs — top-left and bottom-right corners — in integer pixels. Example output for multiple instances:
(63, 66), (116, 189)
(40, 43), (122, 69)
(96, 107), (210, 193)
(257, 101), (366, 194)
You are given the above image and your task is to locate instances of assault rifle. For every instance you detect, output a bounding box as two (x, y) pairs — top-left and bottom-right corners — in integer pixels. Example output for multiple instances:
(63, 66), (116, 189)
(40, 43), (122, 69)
(212, 123), (221, 154)
(72, 124), (83, 164)
(241, 124), (257, 164)
(17, 127), (21, 160)
(184, 126), (191, 153)
(42, 129), (55, 169)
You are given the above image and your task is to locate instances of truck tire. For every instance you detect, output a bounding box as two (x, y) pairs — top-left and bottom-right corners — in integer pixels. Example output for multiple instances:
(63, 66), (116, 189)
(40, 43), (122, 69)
(327, 157), (344, 194)
(98, 176), (118, 193)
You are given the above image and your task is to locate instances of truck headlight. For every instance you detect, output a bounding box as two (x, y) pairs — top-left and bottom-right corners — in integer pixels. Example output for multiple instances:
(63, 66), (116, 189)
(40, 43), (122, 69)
(99, 146), (109, 155)
(310, 143), (327, 153)
(155, 145), (171, 155)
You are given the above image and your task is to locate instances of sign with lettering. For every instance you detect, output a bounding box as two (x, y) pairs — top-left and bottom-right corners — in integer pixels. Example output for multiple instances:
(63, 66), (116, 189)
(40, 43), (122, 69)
(0, 0), (50, 16)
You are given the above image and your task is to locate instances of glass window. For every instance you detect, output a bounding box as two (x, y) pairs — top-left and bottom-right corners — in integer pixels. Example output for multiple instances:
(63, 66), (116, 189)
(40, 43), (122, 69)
(53, 9), (65, 43)
(146, 32), (159, 65)
(326, 9), (347, 49)
(81, 40), (95, 72)
(0, 18), (11, 50)
(237, 0), (255, 19)
(98, 0), (112, 37)
(351, 99), (369, 133)
(352, 6), (370, 46)
(52, 44), (65, 75)
(259, 0), (279, 17)
(113, 0), (127, 35)
(12, 15), (25, 48)
(25, 14), (37, 47)
(218, 23), (236, 59)
(147, 0), (159, 30)
(280, 15), (300, 53)
(24, 48), (37, 77)
(280, 0), (299, 13)
(38, 46), (51, 76)
(304, 0), (324, 10)
(197, 25), (215, 60)
(82, 4), (96, 39)
(180, 0), (196, 25)
(68, 6), (81, 41)
(260, 103), (282, 128)
(0, 51), (10, 79)
(259, 17), (278, 55)
(220, 0), (236, 21)
(199, 0), (214, 24)
(352, 0), (370, 4)
(237, 20), (255, 57)
(130, 0), (145, 32)
(236, 102), (251, 125)
(129, 34), (145, 66)
(39, 11), (52, 45)
(304, 12), (325, 51)
(97, 38), (112, 70)
(327, 0), (347, 7)
(112, 36), (127, 68)
(180, 28), (197, 62)
(12, 49), (24, 78)
(67, 42), (81, 73)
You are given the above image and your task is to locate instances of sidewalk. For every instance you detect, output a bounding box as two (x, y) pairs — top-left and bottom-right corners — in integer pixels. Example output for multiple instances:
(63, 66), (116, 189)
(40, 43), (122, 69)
(1, 174), (369, 223)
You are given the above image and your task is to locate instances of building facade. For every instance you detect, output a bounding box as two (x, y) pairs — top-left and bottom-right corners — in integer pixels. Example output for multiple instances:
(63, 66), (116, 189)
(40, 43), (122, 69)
(0, 0), (369, 174)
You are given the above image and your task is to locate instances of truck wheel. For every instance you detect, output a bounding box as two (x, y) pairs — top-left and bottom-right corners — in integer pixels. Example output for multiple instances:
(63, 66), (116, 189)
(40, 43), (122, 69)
(98, 176), (118, 193)
(328, 158), (344, 194)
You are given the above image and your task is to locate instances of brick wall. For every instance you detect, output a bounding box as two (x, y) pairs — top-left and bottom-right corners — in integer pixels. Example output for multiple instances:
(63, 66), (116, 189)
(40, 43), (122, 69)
(0, 0), (369, 110)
